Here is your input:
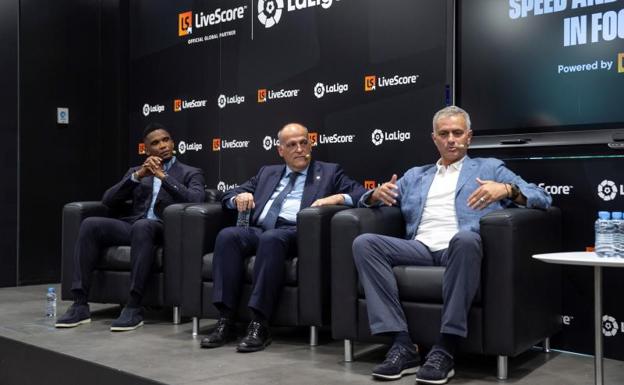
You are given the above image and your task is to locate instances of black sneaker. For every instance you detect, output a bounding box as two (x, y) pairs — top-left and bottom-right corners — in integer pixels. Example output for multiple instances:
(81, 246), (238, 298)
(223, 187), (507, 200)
(415, 347), (455, 384)
(372, 344), (420, 380)
(200, 318), (236, 348)
(236, 321), (271, 353)
(55, 303), (91, 328)
(110, 306), (144, 331)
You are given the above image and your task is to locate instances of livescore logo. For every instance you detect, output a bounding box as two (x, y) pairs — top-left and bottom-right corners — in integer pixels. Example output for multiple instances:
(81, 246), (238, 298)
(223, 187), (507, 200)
(364, 180), (377, 190)
(308, 132), (318, 146)
(258, 89), (267, 103)
(212, 138), (221, 151)
(179, 11), (192, 36)
(364, 76), (376, 91)
(174, 99), (182, 112)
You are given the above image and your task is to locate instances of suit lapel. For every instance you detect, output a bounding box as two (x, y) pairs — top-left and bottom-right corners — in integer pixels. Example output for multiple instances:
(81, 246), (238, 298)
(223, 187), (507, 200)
(301, 161), (321, 209)
(456, 156), (477, 196)
(255, 166), (286, 213)
(418, 165), (437, 204)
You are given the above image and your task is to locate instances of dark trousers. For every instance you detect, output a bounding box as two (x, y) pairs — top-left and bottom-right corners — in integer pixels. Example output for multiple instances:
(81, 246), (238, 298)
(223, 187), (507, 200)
(70, 216), (163, 299)
(352, 230), (482, 338)
(212, 224), (297, 320)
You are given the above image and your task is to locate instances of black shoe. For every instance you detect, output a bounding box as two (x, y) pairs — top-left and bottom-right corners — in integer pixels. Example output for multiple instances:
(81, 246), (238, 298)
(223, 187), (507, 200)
(55, 303), (91, 328)
(415, 347), (455, 384)
(110, 306), (144, 331)
(200, 318), (236, 348)
(371, 343), (420, 380)
(236, 321), (271, 353)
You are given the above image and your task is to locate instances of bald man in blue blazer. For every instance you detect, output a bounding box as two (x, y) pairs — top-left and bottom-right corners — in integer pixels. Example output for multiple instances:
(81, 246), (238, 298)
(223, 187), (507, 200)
(202, 123), (366, 353)
(353, 106), (551, 384)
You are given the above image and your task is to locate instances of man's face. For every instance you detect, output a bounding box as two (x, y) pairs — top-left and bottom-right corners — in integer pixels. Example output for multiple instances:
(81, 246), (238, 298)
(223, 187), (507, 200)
(144, 129), (174, 160)
(277, 124), (312, 172)
(432, 115), (472, 166)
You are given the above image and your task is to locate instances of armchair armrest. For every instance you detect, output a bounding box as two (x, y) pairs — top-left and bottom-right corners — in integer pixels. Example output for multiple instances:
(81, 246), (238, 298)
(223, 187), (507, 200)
(331, 207), (405, 339)
(180, 203), (235, 316)
(163, 203), (200, 306)
(297, 205), (351, 326)
(61, 202), (111, 300)
(480, 207), (562, 356)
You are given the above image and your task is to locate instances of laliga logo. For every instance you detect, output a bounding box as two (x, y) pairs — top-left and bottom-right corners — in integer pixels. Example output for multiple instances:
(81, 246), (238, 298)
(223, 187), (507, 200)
(217, 181), (239, 192)
(218, 95), (227, 109)
(142, 103), (164, 117)
(258, 0), (339, 29)
(598, 180), (618, 201)
(371, 129), (411, 146)
(371, 129), (384, 146)
(262, 136), (279, 150)
(258, 0), (284, 28)
(603, 315), (619, 337)
(314, 82), (349, 99)
(178, 141), (203, 154)
(314, 83), (325, 99)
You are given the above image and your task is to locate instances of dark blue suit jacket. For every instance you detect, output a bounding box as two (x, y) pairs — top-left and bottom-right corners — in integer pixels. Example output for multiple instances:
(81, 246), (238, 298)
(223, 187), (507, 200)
(223, 160), (366, 226)
(103, 159), (206, 223)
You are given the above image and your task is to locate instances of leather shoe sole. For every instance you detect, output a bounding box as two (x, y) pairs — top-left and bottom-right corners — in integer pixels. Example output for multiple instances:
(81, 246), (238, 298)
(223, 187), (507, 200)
(55, 318), (91, 328)
(200, 335), (235, 349)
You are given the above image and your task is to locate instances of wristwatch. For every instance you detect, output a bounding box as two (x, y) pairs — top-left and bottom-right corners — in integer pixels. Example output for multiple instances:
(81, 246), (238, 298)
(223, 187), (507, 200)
(509, 184), (520, 200)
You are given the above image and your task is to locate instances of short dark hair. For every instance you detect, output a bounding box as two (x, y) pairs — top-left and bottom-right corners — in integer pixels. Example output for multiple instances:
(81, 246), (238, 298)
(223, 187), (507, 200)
(142, 122), (169, 140)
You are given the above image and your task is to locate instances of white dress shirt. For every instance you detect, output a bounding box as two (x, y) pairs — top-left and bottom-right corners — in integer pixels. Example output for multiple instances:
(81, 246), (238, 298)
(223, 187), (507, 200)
(414, 157), (465, 251)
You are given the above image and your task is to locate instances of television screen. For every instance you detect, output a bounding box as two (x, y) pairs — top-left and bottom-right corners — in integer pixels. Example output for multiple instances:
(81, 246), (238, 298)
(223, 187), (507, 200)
(459, 0), (624, 137)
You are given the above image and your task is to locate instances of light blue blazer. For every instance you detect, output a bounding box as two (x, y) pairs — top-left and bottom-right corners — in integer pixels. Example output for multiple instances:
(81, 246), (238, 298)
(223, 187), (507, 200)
(359, 157), (552, 239)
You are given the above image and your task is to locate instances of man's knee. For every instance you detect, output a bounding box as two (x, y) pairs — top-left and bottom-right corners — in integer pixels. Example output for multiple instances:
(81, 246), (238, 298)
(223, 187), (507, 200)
(448, 231), (482, 263)
(131, 219), (161, 241)
(352, 233), (381, 266)
(258, 229), (292, 248)
(215, 226), (244, 246)
(79, 217), (104, 236)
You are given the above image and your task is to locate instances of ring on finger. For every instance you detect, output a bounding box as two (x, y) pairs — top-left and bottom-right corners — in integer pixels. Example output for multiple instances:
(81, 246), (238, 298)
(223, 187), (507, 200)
(479, 197), (486, 203)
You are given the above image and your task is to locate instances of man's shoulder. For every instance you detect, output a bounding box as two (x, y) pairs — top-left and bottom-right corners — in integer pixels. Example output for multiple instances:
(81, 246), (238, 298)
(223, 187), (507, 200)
(468, 157), (504, 168)
(403, 163), (436, 178)
(171, 159), (203, 174)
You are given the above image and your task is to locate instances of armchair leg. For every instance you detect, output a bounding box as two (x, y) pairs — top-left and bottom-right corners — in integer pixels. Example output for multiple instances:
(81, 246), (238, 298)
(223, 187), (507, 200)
(497, 355), (508, 380)
(344, 339), (354, 362)
(173, 306), (181, 325)
(543, 337), (551, 353)
(309, 326), (318, 347)
(192, 317), (199, 338)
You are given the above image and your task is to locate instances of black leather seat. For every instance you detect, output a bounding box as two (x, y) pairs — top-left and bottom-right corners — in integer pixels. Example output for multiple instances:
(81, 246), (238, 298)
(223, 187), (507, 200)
(180, 203), (350, 344)
(60, 189), (220, 323)
(330, 206), (562, 379)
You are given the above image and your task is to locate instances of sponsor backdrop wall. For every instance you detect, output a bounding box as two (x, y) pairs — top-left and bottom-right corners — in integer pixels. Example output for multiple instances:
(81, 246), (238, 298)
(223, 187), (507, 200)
(129, 0), (624, 360)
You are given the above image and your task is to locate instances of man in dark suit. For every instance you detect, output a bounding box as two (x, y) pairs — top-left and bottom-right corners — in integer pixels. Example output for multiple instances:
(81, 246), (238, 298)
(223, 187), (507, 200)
(55, 122), (206, 331)
(201, 122), (365, 352)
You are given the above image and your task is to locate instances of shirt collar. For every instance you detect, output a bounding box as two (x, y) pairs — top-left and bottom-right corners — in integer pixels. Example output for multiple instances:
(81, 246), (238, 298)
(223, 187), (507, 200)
(162, 156), (176, 172)
(286, 164), (309, 178)
(435, 156), (465, 173)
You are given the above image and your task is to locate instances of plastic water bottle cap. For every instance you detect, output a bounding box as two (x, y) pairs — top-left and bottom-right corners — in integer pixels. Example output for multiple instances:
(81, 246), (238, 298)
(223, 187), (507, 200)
(598, 211), (611, 220)
(48, 287), (55, 293)
(612, 211), (623, 220)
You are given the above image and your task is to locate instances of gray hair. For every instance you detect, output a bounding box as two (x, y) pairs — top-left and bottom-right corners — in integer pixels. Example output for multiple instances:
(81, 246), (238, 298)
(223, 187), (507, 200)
(432, 106), (472, 132)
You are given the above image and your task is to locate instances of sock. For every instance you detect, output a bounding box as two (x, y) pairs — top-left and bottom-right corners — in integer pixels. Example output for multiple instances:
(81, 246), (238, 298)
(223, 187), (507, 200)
(216, 304), (234, 321)
(127, 291), (143, 308)
(251, 309), (268, 326)
(72, 290), (88, 305)
(391, 331), (417, 353)
(436, 333), (460, 357)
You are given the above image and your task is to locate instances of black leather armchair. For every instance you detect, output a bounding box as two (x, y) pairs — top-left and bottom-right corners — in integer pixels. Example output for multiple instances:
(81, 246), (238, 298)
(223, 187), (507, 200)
(60, 189), (220, 323)
(180, 203), (350, 345)
(330, 207), (562, 379)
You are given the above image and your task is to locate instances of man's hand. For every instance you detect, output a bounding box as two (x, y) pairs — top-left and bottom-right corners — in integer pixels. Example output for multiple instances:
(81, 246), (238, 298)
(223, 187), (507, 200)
(467, 178), (509, 210)
(135, 156), (162, 179)
(369, 174), (399, 206)
(234, 192), (255, 212)
(144, 156), (166, 179)
(311, 194), (345, 207)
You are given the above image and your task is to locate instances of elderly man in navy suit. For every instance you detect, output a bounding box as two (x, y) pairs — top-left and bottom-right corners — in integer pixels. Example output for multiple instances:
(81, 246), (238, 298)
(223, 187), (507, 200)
(55, 122), (205, 331)
(201, 122), (366, 352)
(353, 106), (551, 384)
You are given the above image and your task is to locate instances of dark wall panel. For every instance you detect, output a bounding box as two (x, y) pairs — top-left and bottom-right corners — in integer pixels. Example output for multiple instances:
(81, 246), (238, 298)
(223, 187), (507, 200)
(0, 0), (19, 287)
(18, 0), (128, 285)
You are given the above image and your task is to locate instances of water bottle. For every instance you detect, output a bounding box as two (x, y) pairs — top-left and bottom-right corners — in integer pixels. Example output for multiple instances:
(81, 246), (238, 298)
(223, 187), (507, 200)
(45, 287), (57, 318)
(236, 209), (250, 227)
(595, 211), (616, 258)
(612, 211), (623, 257)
